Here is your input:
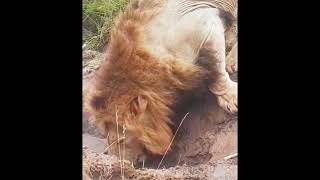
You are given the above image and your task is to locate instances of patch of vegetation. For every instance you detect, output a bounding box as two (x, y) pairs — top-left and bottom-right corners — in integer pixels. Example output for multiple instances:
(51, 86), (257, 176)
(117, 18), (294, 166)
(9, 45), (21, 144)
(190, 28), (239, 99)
(83, 0), (128, 51)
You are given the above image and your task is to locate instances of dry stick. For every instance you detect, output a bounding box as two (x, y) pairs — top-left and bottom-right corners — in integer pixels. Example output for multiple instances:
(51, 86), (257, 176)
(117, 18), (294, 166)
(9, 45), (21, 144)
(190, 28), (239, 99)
(115, 110), (123, 179)
(176, 154), (182, 166)
(122, 125), (126, 180)
(106, 133), (110, 145)
(224, 153), (238, 160)
(104, 132), (110, 152)
(157, 112), (189, 169)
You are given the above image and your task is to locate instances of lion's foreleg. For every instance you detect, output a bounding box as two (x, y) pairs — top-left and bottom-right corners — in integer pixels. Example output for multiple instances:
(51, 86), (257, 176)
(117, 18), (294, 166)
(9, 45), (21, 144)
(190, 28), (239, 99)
(204, 21), (237, 113)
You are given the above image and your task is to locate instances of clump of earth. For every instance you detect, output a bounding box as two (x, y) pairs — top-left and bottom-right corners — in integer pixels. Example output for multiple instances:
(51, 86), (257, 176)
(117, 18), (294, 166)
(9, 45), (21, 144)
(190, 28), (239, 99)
(83, 50), (238, 180)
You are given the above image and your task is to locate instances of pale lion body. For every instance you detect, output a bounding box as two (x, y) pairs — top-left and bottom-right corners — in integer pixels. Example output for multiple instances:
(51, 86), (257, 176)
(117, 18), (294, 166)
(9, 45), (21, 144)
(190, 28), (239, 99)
(140, 0), (238, 113)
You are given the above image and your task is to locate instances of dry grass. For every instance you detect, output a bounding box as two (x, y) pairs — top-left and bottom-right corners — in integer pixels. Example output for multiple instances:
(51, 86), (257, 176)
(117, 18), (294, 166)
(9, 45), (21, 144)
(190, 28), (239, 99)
(115, 110), (123, 179)
(121, 125), (126, 179)
(157, 112), (189, 169)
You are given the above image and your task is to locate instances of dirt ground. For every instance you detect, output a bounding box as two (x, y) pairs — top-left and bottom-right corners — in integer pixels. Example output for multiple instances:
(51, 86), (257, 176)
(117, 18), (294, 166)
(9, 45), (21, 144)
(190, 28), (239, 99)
(83, 50), (238, 180)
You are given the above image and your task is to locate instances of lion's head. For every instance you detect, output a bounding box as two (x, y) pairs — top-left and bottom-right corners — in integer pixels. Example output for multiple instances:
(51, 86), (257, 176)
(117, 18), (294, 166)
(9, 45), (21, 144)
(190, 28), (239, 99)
(84, 39), (206, 165)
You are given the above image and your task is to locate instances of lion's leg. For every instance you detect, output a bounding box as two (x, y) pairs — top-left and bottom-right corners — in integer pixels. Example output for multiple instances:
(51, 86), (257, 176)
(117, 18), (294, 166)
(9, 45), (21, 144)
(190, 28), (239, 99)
(226, 42), (237, 74)
(203, 24), (237, 113)
(225, 22), (238, 74)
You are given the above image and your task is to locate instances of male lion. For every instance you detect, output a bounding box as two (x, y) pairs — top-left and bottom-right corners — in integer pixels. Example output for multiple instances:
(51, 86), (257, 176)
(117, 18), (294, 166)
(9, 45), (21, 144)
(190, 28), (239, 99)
(84, 0), (237, 165)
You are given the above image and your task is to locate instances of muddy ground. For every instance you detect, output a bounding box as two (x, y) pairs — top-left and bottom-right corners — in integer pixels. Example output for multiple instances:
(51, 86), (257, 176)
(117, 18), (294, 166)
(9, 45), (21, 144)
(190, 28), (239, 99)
(83, 50), (238, 180)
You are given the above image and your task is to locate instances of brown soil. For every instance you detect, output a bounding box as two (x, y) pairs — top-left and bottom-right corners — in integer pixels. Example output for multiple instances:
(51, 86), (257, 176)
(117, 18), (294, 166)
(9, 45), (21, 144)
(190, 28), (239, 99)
(83, 50), (238, 180)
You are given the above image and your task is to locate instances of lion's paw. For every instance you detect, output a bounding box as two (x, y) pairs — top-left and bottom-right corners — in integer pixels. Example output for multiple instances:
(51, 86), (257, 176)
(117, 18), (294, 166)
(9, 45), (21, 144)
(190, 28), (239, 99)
(216, 81), (237, 114)
(226, 62), (237, 74)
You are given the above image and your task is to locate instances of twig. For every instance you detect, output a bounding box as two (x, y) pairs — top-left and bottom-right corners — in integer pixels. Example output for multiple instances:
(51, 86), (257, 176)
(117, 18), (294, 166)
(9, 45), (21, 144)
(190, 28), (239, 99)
(104, 132), (110, 151)
(106, 133), (110, 144)
(176, 154), (182, 166)
(122, 125), (126, 180)
(224, 153), (238, 160)
(157, 112), (189, 169)
(115, 110), (123, 179)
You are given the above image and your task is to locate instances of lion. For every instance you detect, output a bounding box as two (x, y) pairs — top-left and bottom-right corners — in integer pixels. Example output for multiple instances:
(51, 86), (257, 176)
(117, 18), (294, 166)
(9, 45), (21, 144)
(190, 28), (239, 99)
(84, 0), (237, 165)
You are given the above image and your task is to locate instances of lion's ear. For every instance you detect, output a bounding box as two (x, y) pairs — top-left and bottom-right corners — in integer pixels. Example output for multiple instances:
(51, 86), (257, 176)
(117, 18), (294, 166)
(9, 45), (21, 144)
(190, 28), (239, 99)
(130, 95), (148, 116)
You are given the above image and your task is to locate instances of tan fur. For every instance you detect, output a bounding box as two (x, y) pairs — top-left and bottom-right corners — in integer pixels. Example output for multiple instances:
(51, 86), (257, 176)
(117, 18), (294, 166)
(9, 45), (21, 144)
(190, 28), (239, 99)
(84, 0), (237, 164)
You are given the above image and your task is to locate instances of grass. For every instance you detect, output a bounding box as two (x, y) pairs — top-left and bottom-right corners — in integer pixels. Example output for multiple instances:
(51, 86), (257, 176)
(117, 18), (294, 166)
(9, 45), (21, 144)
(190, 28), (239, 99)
(157, 112), (189, 169)
(83, 0), (128, 51)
